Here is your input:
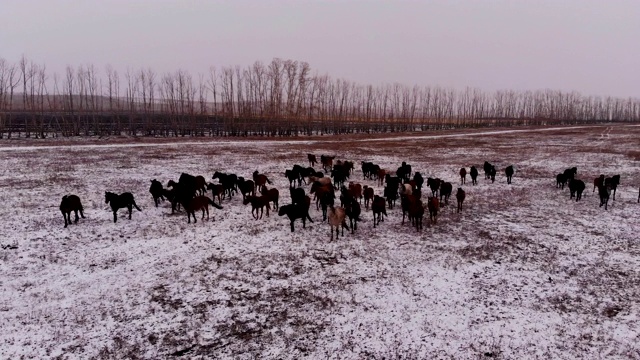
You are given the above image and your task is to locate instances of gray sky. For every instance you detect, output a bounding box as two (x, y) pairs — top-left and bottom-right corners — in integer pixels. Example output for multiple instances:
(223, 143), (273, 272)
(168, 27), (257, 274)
(1, 0), (639, 98)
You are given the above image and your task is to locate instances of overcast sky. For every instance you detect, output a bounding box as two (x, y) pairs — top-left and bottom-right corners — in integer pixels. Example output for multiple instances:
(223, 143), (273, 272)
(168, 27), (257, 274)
(1, 0), (638, 98)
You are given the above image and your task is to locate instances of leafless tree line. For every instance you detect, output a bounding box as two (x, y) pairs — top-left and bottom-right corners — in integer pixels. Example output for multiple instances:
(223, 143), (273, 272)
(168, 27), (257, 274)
(1, 56), (639, 138)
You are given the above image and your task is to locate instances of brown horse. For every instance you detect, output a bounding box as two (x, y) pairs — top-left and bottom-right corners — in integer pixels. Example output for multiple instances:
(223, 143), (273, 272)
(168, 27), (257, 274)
(456, 188), (466, 213)
(427, 197), (440, 225)
(243, 195), (271, 219)
(372, 195), (387, 227)
(206, 183), (225, 204)
(308, 154), (317, 167)
(253, 171), (272, 193)
(310, 181), (335, 210)
(459, 168), (467, 184)
(593, 175), (605, 192)
(363, 185), (374, 209)
(408, 199), (424, 232)
(60, 195), (85, 228)
(182, 196), (223, 223)
(377, 169), (387, 186)
(348, 182), (363, 204)
(320, 155), (335, 173)
(260, 185), (280, 210)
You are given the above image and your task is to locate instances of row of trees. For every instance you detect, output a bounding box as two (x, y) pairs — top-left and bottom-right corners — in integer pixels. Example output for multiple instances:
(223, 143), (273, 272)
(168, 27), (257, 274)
(1, 56), (639, 138)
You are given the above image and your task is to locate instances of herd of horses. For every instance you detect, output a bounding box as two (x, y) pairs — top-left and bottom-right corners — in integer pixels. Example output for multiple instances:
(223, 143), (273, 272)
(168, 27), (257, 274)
(59, 154), (639, 238)
(554, 167), (631, 211)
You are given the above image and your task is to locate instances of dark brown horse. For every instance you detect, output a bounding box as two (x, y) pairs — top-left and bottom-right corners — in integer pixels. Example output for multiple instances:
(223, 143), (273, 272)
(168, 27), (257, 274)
(243, 195), (271, 219)
(459, 168), (467, 184)
(456, 188), (466, 213)
(236, 177), (255, 201)
(372, 195), (387, 227)
(427, 197), (440, 225)
(206, 183), (225, 204)
(408, 199), (424, 231)
(105, 192), (141, 223)
(60, 195), (85, 228)
(182, 196), (223, 223)
(593, 175), (605, 192)
(308, 154), (317, 167)
(260, 185), (280, 210)
(320, 155), (335, 173)
(363, 185), (374, 209)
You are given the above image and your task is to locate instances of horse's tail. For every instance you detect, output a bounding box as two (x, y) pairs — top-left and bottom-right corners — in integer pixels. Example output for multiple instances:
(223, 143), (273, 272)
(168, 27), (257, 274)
(266, 177), (272, 184)
(132, 200), (142, 212)
(208, 198), (223, 209)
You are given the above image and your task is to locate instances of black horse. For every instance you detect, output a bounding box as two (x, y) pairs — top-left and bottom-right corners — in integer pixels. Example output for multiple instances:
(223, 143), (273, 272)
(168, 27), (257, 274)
(604, 175), (621, 200)
(598, 184), (611, 210)
(149, 179), (165, 207)
(568, 179), (585, 202)
(505, 165), (514, 184)
(483, 161), (493, 179)
(470, 166), (478, 185)
(563, 167), (577, 182)
(60, 195), (85, 228)
(105, 192), (142, 223)
(556, 173), (567, 189)
(345, 197), (361, 234)
(278, 196), (314, 232)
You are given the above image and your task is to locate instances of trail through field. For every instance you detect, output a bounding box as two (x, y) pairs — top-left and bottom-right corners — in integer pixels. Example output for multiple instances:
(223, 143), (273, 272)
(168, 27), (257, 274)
(0, 124), (637, 152)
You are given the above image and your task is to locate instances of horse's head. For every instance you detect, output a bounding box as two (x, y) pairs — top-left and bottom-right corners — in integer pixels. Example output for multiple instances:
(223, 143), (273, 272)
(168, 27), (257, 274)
(242, 197), (252, 205)
(277, 206), (287, 217)
(104, 192), (111, 204)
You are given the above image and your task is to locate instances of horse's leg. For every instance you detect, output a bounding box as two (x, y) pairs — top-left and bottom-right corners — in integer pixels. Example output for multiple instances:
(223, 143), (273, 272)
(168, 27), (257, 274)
(113, 210), (118, 223)
(63, 212), (68, 228)
(128, 205), (133, 219)
(74, 210), (79, 224)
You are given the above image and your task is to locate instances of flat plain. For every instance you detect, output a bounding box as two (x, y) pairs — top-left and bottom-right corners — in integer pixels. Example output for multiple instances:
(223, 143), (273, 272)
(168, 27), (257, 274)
(1, 124), (639, 359)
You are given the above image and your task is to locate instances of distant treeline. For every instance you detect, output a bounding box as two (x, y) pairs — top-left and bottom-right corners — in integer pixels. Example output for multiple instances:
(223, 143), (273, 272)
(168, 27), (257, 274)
(0, 56), (638, 138)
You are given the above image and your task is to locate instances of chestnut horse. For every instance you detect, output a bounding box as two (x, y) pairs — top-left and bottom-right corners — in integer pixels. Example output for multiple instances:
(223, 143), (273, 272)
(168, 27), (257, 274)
(60, 195), (85, 228)
(253, 171), (273, 193)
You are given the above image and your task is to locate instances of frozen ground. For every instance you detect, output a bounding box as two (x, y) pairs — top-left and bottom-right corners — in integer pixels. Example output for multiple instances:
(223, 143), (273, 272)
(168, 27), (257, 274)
(0, 125), (639, 359)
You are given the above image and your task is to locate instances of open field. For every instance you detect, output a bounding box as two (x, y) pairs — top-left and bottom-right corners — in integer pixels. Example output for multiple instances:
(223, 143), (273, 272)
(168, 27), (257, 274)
(1, 124), (639, 359)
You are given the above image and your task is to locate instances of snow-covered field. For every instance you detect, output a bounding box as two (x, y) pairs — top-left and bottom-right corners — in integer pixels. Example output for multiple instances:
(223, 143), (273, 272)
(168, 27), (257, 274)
(1, 125), (639, 359)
